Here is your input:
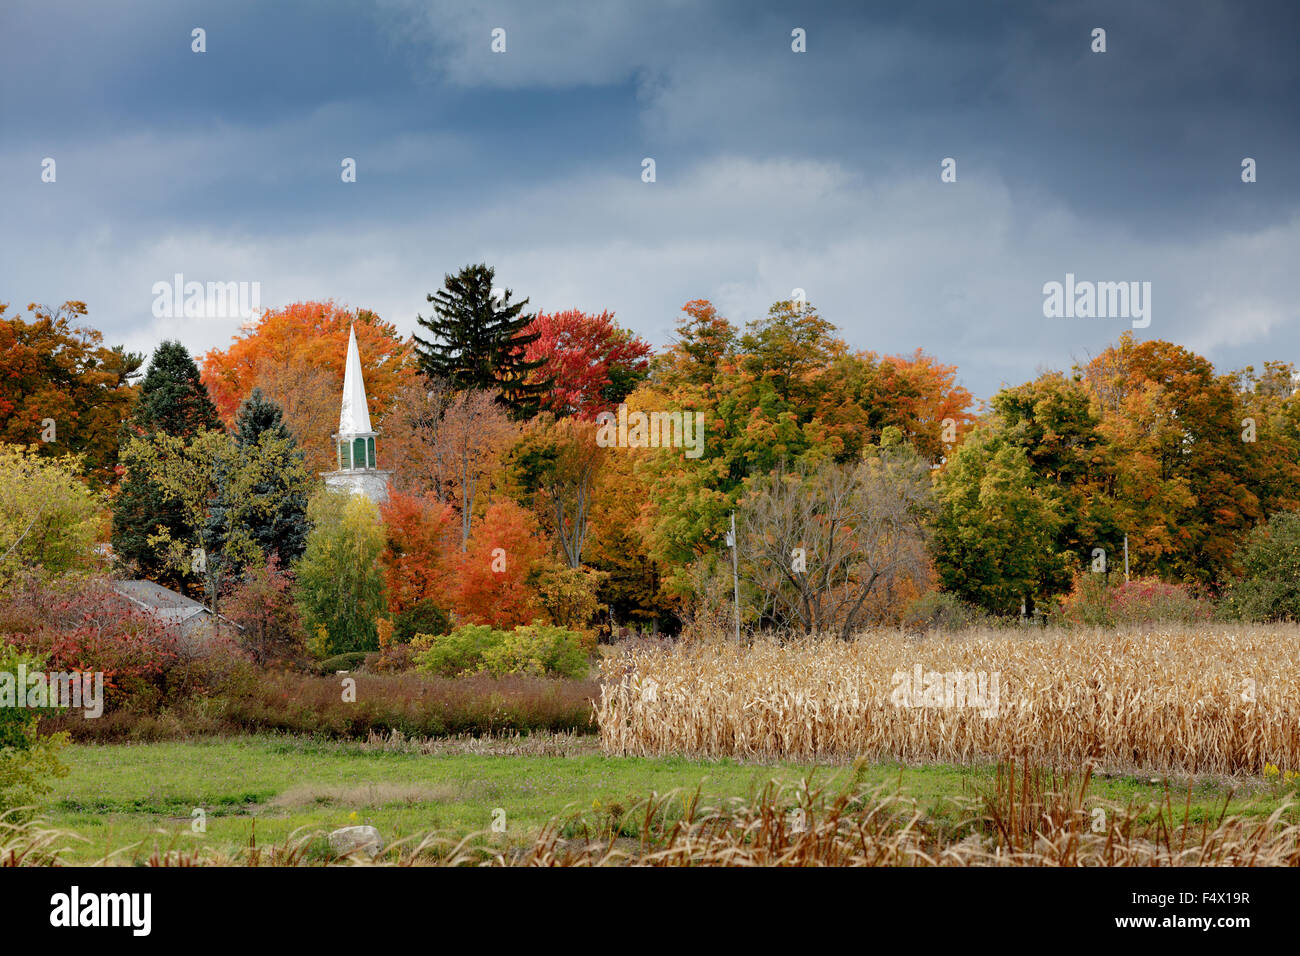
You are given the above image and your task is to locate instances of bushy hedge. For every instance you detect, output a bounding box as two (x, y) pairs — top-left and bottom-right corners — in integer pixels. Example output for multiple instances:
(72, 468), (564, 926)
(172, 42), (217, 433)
(42, 671), (598, 742)
(1053, 574), (1211, 627)
(412, 623), (593, 679)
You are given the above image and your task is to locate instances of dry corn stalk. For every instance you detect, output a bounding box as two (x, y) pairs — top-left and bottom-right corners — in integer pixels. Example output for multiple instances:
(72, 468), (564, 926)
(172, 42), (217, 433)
(596, 625), (1300, 774)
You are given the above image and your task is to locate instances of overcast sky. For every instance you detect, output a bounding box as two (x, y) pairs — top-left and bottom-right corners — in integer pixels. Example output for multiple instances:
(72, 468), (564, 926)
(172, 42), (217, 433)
(2, 0), (1297, 400)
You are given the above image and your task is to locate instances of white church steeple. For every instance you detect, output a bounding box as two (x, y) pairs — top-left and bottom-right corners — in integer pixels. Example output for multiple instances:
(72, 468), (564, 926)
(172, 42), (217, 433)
(322, 323), (391, 503)
(339, 323), (373, 435)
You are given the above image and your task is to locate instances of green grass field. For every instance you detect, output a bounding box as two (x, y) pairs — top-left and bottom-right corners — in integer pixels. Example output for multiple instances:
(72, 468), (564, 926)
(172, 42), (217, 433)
(31, 734), (1300, 863)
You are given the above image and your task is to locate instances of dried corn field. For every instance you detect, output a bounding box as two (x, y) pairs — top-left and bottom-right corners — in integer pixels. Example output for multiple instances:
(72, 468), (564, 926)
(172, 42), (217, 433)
(596, 626), (1300, 774)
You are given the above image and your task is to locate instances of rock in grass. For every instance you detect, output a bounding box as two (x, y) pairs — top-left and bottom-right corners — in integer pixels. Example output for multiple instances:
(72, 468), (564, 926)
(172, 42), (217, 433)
(329, 825), (383, 858)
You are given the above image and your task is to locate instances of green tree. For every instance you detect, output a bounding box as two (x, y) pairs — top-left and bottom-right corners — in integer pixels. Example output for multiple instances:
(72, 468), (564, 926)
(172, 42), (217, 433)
(1219, 510), (1300, 621)
(111, 341), (222, 589)
(0, 445), (102, 594)
(121, 427), (310, 615)
(990, 372), (1118, 574)
(129, 340), (223, 436)
(931, 427), (1069, 615)
(414, 263), (552, 418)
(295, 491), (387, 654)
(227, 388), (310, 565)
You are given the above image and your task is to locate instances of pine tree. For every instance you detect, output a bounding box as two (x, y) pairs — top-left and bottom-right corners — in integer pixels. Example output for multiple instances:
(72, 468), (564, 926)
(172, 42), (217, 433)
(413, 263), (552, 418)
(227, 388), (310, 566)
(131, 340), (222, 435)
(111, 341), (223, 589)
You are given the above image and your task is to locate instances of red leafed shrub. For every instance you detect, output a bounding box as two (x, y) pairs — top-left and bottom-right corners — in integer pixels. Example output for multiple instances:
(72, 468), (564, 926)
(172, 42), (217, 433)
(1055, 573), (1211, 627)
(3, 578), (178, 705)
(223, 555), (308, 667)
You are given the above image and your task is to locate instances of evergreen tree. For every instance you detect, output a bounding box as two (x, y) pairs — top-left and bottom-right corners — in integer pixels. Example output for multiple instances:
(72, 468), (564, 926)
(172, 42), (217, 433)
(131, 340), (222, 435)
(111, 341), (222, 589)
(227, 388), (310, 566)
(413, 263), (552, 418)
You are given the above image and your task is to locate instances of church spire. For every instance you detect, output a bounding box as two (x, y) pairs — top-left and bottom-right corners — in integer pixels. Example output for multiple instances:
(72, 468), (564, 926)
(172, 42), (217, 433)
(339, 323), (373, 435)
(323, 322), (391, 503)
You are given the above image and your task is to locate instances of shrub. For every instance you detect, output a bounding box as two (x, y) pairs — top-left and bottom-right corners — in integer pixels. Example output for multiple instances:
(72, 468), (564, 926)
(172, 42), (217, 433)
(0, 642), (69, 809)
(317, 652), (368, 674)
(410, 625), (500, 677)
(1219, 511), (1300, 622)
(480, 625), (591, 679)
(224, 555), (307, 666)
(413, 623), (592, 679)
(900, 591), (996, 631)
(393, 599), (452, 643)
(2, 577), (180, 709)
(218, 671), (597, 739)
(41, 670), (599, 741)
(371, 640), (416, 673)
(1054, 574), (1210, 627)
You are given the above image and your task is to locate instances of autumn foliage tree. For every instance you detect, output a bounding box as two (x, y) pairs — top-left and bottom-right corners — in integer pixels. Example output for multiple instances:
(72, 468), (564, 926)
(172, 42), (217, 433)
(503, 414), (605, 568)
(638, 298), (976, 600)
(1082, 333), (1259, 585)
(383, 386), (515, 547)
(200, 301), (413, 473)
(523, 309), (651, 419)
(452, 499), (549, 628)
(379, 488), (458, 637)
(0, 302), (141, 489)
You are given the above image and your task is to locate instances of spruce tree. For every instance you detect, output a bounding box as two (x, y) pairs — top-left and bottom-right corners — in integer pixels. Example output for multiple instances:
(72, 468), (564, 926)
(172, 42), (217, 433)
(131, 340), (222, 435)
(111, 341), (222, 589)
(227, 388), (310, 566)
(413, 263), (552, 418)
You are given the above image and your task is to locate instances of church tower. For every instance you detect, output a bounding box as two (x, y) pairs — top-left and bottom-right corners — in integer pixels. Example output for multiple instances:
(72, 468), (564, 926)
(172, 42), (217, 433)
(322, 324), (392, 503)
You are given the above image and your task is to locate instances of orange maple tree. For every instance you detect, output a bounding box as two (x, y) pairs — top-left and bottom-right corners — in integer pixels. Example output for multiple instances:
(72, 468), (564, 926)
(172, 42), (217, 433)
(378, 488), (459, 615)
(451, 499), (549, 627)
(199, 302), (415, 469)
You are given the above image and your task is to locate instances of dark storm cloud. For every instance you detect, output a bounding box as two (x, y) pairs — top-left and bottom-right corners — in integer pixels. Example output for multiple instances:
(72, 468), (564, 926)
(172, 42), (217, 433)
(0, 0), (1296, 398)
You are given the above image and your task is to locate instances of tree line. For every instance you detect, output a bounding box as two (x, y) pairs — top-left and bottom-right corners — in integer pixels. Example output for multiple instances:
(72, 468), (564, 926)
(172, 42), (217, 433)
(5, 264), (1300, 649)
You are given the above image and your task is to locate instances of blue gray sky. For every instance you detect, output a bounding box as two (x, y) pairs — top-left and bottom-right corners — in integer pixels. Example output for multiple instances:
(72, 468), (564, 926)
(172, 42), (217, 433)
(2, 0), (1298, 400)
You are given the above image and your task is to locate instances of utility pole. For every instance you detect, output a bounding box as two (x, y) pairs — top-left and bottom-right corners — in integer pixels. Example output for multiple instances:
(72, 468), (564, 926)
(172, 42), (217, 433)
(1124, 534), (1130, 583)
(726, 511), (740, 642)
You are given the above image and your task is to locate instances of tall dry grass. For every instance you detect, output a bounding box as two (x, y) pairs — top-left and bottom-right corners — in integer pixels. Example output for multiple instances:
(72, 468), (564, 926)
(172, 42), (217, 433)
(596, 625), (1300, 774)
